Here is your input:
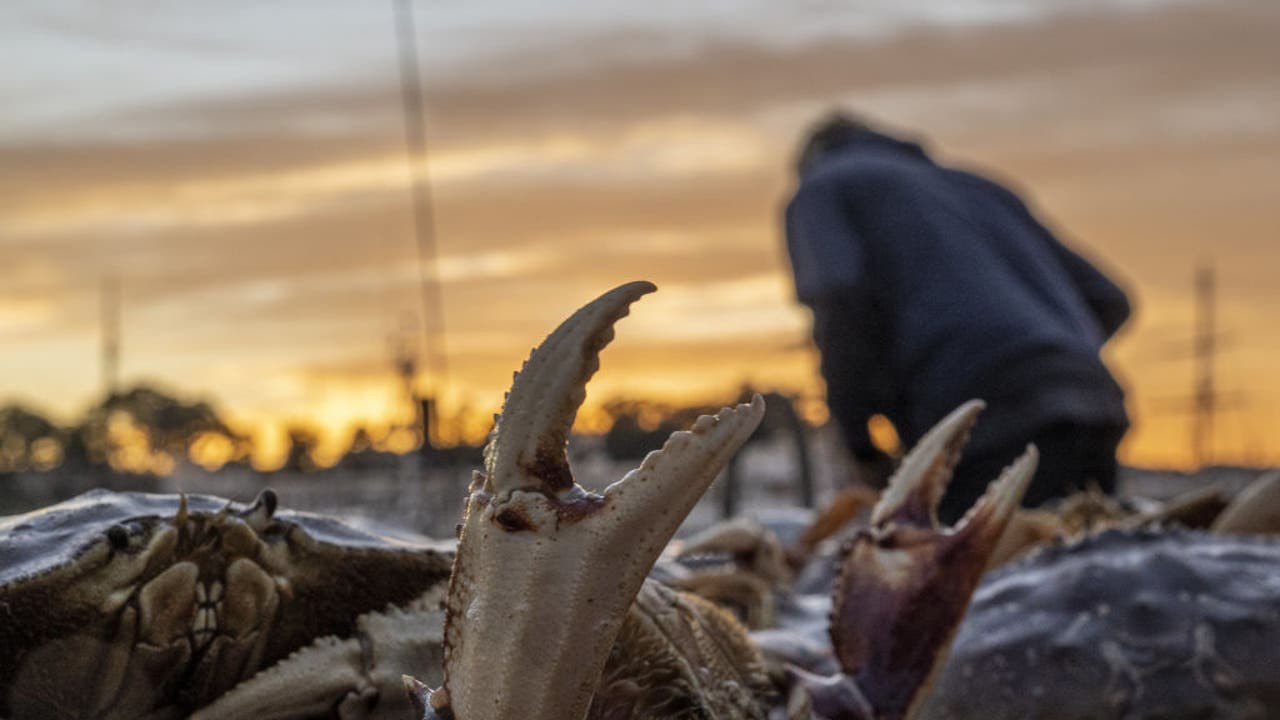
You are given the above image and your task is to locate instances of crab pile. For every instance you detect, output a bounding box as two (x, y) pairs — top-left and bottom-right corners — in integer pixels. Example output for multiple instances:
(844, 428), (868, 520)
(3, 282), (1279, 720)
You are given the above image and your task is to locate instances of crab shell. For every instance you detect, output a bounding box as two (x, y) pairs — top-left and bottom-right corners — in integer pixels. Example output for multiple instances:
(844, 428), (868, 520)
(0, 488), (453, 719)
(918, 528), (1280, 719)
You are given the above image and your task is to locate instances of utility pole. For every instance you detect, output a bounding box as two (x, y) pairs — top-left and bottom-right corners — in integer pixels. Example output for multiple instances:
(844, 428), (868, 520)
(1191, 263), (1215, 467)
(101, 277), (120, 397)
(392, 0), (449, 448)
(1143, 261), (1241, 468)
(389, 317), (429, 452)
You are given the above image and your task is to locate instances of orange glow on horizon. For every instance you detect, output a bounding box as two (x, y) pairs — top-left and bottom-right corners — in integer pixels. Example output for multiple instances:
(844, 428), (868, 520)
(220, 331), (1274, 474)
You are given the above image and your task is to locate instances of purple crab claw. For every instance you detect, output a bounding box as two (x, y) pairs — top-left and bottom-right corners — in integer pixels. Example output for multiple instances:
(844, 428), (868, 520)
(829, 401), (1037, 720)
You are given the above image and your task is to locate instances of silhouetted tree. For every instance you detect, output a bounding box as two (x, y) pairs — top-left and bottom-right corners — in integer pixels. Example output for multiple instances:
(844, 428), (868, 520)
(337, 425), (400, 471)
(602, 399), (720, 461)
(283, 425), (321, 473)
(0, 405), (62, 472)
(69, 384), (250, 471)
(348, 426), (374, 455)
(602, 388), (816, 517)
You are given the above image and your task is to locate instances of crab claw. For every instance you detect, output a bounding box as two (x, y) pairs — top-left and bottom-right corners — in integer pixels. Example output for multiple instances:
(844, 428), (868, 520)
(830, 402), (1037, 720)
(481, 281), (656, 497)
(426, 282), (766, 720)
(677, 516), (791, 587)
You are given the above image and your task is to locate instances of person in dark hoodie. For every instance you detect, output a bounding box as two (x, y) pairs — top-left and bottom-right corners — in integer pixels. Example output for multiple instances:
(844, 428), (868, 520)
(784, 112), (1131, 522)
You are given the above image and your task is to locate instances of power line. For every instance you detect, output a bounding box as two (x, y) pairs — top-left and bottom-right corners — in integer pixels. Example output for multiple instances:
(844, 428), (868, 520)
(392, 0), (449, 443)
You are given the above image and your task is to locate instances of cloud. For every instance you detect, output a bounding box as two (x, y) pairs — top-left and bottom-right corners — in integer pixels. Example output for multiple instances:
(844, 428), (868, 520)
(1, 0), (1278, 466)
(0, 298), (56, 336)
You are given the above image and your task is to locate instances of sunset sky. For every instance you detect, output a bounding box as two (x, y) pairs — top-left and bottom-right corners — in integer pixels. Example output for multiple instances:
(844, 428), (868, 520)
(1, 0), (1277, 468)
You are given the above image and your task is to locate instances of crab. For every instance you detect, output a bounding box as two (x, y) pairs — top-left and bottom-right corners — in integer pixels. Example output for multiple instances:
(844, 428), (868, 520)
(670, 440), (1280, 716)
(0, 488), (454, 719)
(668, 516), (794, 630)
(790, 462), (1277, 574)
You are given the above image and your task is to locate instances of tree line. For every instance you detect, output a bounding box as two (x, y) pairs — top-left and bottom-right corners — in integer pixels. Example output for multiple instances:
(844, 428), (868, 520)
(0, 385), (251, 474)
(0, 384), (805, 476)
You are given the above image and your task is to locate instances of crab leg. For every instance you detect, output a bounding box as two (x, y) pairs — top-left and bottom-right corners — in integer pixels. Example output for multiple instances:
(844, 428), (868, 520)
(1212, 470), (1280, 535)
(192, 598), (445, 720)
(829, 401), (1037, 720)
(412, 282), (765, 720)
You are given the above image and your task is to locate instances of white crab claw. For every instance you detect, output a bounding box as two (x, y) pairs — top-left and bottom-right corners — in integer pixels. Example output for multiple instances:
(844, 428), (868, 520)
(429, 282), (765, 720)
(482, 280), (656, 497)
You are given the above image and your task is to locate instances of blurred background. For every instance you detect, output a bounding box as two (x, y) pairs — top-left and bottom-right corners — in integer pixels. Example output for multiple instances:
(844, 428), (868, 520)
(1, 0), (1277, 531)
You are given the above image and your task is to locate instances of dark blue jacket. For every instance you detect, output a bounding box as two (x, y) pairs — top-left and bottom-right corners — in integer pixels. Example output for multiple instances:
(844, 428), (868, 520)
(785, 130), (1130, 460)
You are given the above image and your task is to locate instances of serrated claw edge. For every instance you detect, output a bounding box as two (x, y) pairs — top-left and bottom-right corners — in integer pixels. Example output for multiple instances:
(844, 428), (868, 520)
(871, 400), (984, 528)
(483, 280), (655, 497)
